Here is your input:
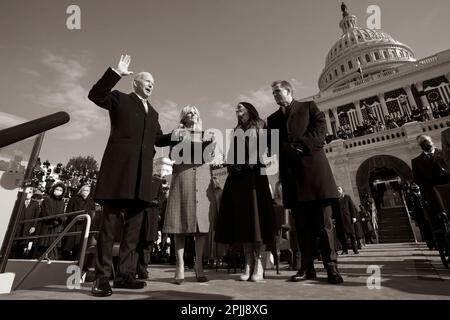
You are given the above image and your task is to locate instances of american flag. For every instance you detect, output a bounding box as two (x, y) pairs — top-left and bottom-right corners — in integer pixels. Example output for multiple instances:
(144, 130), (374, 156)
(361, 103), (384, 123)
(386, 100), (402, 118)
(425, 84), (450, 110)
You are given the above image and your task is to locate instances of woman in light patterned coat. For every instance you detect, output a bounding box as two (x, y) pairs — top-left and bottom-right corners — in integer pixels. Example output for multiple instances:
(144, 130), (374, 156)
(162, 105), (216, 284)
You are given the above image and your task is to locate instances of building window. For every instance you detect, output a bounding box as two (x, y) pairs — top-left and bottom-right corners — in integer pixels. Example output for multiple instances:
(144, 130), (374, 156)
(383, 50), (388, 59)
(329, 74), (332, 81)
(365, 54), (371, 63)
(348, 61), (353, 69)
(374, 52), (380, 60)
(334, 69), (338, 77)
(390, 50), (396, 58)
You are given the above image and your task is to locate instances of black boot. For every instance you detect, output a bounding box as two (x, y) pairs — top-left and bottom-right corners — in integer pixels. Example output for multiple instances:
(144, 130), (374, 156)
(352, 241), (359, 254)
(326, 262), (343, 284)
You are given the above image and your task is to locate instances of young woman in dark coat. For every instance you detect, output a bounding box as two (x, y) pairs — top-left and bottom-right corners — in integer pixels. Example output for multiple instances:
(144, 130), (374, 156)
(214, 102), (276, 282)
(36, 182), (67, 260)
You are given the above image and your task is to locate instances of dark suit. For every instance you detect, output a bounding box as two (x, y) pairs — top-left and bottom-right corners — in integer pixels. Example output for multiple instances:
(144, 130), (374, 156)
(14, 200), (40, 258)
(412, 149), (450, 227)
(88, 68), (171, 281)
(267, 99), (338, 270)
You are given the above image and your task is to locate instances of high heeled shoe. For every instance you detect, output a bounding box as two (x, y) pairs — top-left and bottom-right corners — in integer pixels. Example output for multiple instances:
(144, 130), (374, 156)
(194, 261), (209, 282)
(173, 278), (184, 285)
(173, 264), (184, 285)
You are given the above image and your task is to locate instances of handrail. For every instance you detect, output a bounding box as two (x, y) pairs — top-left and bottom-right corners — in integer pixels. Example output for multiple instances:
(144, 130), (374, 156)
(13, 231), (98, 241)
(0, 111), (70, 148)
(12, 213), (91, 291)
(17, 210), (86, 224)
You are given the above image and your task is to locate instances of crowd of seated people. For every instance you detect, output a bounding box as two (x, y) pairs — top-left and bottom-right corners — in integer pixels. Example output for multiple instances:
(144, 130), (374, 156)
(325, 103), (450, 144)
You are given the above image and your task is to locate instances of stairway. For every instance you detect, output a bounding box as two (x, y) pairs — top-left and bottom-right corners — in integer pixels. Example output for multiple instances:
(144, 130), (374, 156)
(377, 207), (415, 243)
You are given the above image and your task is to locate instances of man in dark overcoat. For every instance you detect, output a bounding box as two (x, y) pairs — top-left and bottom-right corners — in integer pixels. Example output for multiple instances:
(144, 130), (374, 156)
(88, 55), (171, 296)
(13, 187), (40, 258)
(267, 80), (342, 284)
(412, 134), (450, 229)
(333, 186), (359, 254)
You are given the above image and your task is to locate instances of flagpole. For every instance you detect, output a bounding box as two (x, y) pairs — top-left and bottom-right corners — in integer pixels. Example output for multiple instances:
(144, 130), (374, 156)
(357, 58), (364, 82)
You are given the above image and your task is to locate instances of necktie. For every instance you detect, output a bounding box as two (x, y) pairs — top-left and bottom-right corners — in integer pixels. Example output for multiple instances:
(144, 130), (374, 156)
(25, 200), (30, 208)
(142, 99), (148, 114)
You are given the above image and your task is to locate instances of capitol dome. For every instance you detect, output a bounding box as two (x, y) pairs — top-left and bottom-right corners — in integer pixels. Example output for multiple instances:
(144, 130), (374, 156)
(318, 4), (416, 91)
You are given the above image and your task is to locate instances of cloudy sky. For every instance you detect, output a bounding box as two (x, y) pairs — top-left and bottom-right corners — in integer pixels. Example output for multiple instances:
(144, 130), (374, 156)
(1, 0), (449, 165)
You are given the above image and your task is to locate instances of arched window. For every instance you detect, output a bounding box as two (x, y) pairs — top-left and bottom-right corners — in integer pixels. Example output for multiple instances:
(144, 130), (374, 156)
(348, 61), (353, 69)
(334, 69), (338, 77)
(341, 65), (345, 73)
(383, 50), (388, 59)
(374, 52), (380, 60)
(365, 54), (371, 63)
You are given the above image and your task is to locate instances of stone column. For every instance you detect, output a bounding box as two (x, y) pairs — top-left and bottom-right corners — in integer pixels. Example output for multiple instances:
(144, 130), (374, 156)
(324, 110), (333, 134)
(415, 82), (433, 119)
(354, 100), (363, 124)
(404, 85), (417, 109)
(332, 107), (340, 128)
(377, 93), (389, 116)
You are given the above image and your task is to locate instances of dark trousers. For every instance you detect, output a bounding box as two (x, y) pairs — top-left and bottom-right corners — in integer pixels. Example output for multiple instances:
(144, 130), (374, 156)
(136, 242), (153, 276)
(292, 201), (337, 269)
(95, 201), (145, 280)
(337, 231), (357, 252)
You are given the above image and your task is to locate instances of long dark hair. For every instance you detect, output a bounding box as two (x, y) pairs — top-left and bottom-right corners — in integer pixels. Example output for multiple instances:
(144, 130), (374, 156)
(236, 102), (266, 130)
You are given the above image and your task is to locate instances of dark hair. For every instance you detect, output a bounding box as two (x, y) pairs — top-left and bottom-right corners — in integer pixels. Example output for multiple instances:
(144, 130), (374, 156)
(237, 102), (265, 130)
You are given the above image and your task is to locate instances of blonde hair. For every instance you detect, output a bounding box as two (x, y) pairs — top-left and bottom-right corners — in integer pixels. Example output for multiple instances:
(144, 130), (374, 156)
(179, 105), (202, 131)
(78, 185), (91, 195)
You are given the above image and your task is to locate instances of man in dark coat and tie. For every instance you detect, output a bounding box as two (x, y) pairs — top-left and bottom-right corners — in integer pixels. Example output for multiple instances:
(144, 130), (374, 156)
(333, 186), (359, 255)
(411, 134), (450, 229)
(88, 55), (172, 296)
(267, 80), (342, 284)
(13, 187), (40, 258)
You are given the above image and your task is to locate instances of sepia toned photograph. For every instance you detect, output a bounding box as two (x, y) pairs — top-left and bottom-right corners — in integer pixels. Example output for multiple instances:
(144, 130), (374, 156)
(0, 0), (449, 311)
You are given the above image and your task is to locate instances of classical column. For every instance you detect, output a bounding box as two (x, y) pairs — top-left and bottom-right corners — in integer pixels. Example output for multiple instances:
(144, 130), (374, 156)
(332, 107), (340, 128)
(324, 109), (333, 134)
(377, 93), (389, 117)
(404, 85), (417, 109)
(415, 82), (433, 119)
(354, 100), (363, 124)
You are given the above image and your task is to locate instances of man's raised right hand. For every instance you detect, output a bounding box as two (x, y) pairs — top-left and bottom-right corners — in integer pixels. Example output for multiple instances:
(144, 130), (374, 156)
(114, 54), (134, 76)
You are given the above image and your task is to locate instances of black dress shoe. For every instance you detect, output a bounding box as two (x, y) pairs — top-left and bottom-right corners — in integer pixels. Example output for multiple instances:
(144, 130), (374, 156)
(196, 276), (209, 283)
(114, 276), (147, 289)
(290, 269), (317, 282)
(91, 277), (112, 297)
(326, 263), (344, 284)
(136, 272), (149, 280)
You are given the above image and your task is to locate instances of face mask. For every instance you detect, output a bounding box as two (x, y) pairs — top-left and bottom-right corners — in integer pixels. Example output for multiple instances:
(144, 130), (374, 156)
(54, 190), (63, 197)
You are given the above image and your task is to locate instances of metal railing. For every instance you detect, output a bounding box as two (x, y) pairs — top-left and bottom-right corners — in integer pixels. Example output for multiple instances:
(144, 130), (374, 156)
(12, 211), (94, 290)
